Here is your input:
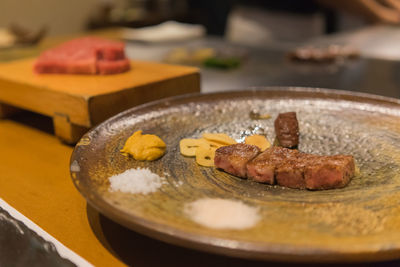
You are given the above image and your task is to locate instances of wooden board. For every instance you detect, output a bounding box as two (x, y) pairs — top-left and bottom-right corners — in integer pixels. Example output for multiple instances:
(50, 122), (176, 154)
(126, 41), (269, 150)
(0, 58), (200, 143)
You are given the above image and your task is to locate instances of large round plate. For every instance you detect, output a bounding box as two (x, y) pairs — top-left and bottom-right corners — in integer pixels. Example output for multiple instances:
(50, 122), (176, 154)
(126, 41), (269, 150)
(70, 87), (400, 262)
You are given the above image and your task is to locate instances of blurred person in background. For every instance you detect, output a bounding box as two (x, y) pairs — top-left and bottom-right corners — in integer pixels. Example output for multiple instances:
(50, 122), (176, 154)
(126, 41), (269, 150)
(319, 0), (400, 24)
(185, 0), (400, 45)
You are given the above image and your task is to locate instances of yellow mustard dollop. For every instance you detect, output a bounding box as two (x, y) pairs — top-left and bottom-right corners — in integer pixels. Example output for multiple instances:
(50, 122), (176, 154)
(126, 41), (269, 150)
(121, 130), (166, 161)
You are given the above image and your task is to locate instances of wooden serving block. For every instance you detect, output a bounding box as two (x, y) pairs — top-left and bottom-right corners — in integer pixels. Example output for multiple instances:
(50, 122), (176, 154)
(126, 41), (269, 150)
(0, 58), (200, 143)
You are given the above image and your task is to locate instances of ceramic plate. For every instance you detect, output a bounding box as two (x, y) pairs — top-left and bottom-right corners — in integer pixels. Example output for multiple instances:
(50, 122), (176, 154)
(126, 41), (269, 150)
(70, 87), (400, 262)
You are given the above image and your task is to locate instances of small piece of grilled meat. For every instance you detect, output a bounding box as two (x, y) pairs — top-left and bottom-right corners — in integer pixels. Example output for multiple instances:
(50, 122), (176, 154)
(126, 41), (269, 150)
(274, 112), (299, 148)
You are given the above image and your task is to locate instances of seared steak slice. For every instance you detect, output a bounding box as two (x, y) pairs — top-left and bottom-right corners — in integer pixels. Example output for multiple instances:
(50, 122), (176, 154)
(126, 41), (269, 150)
(215, 144), (355, 190)
(275, 153), (317, 189)
(214, 143), (260, 178)
(304, 155), (355, 190)
(276, 159), (305, 189)
(246, 152), (275, 184)
(274, 112), (299, 148)
(247, 147), (298, 184)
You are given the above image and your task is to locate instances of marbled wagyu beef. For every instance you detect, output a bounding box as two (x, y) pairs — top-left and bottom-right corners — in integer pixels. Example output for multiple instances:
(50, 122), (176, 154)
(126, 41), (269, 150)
(34, 37), (130, 75)
(215, 145), (355, 190)
(247, 146), (299, 185)
(214, 144), (260, 178)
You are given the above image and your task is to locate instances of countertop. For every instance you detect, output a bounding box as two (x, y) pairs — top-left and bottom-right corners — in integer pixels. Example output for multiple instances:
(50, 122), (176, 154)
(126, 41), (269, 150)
(124, 33), (400, 98)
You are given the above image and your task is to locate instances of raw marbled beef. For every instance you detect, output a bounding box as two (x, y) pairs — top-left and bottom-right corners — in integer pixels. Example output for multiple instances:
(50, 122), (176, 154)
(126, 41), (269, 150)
(34, 37), (130, 75)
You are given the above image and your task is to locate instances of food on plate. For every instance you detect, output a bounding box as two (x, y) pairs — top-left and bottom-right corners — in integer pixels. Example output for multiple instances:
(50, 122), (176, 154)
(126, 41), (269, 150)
(249, 111), (271, 120)
(121, 130), (166, 161)
(287, 45), (359, 63)
(244, 135), (271, 151)
(215, 145), (356, 190)
(274, 112), (299, 148)
(164, 47), (242, 69)
(180, 133), (271, 167)
(246, 146), (297, 184)
(179, 138), (205, 157)
(109, 167), (166, 194)
(34, 37), (130, 75)
(180, 112), (354, 190)
(195, 145), (217, 167)
(192, 48), (217, 63)
(164, 47), (216, 65)
(202, 133), (236, 146)
(203, 57), (241, 70)
(179, 133), (237, 167)
(184, 198), (260, 230)
(214, 144), (260, 178)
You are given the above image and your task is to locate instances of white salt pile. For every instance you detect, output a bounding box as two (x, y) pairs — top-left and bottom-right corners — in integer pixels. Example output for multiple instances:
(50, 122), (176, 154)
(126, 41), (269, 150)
(109, 168), (165, 194)
(184, 198), (260, 230)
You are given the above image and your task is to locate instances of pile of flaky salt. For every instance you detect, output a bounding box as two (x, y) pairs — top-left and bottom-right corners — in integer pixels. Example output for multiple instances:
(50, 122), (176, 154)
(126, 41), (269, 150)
(109, 168), (165, 194)
(184, 198), (260, 230)
(109, 168), (260, 230)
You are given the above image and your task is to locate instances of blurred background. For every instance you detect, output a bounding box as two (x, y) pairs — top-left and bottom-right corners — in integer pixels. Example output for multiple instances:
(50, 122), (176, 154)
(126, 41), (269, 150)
(2, 0), (400, 98)
(0, 0), (400, 97)
(3, 0), (400, 96)
(0, 0), (368, 40)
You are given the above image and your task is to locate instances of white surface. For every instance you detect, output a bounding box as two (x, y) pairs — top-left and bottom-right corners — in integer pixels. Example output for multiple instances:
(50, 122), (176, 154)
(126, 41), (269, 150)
(0, 198), (93, 267)
(122, 21), (205, 43)
(226, 6), (324, 45)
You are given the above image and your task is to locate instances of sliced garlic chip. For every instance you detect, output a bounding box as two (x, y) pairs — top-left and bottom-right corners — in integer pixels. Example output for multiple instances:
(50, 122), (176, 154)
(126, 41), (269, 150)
(202, 133), (236, 146)
(180, 138), (205, 157)
(195, 145), (216, 167)
(245, 135), (271, 151)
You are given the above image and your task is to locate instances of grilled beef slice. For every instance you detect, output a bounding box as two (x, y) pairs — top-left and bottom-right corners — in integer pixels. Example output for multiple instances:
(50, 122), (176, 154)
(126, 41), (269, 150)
(304, 155), (355, 190)
(247, 147), (298, 184)
(215, 145), (355, 190)
(214, 143), (260, 178)
(274, 153), (315, 189)
(274, 112), (299, 148)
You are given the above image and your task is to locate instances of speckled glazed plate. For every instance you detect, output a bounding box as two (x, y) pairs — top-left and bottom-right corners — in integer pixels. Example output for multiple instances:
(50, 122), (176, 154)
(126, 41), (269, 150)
(70, 87), (400, 262)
